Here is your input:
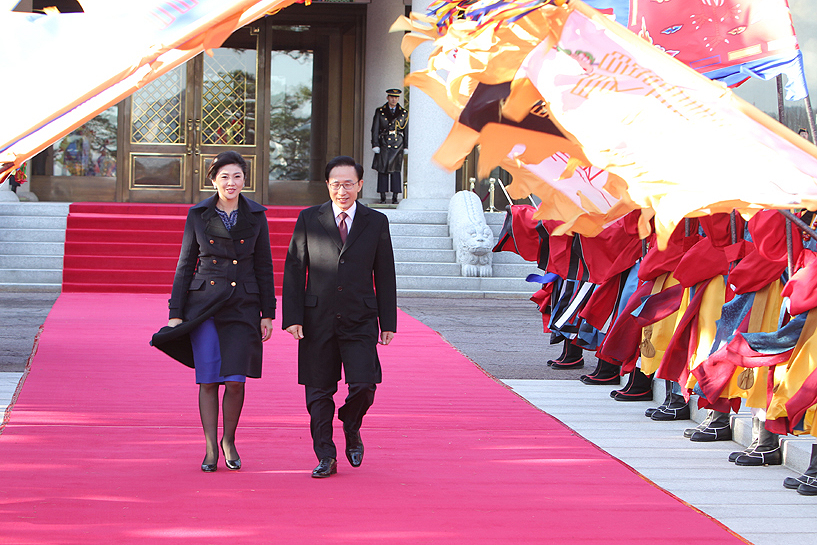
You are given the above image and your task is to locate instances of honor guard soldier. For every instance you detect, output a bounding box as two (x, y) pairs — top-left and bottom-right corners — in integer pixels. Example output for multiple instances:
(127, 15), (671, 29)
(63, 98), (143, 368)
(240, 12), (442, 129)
(371, 88), (408, 204)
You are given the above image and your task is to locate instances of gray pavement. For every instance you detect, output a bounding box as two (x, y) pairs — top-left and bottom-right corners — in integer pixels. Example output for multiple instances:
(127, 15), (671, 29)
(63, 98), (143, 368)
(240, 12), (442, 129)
(0, 292), (58, 372)
(2, 293), (816, 544)
(398, 296), (592, 381)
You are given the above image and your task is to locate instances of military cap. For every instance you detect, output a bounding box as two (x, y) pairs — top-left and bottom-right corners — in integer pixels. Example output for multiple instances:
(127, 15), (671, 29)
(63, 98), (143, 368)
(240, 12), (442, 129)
(386, 88), (402, 96)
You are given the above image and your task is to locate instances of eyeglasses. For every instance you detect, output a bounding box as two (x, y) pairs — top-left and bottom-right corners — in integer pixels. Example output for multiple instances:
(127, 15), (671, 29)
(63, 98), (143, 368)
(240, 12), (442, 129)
(327, 181), (359, 191)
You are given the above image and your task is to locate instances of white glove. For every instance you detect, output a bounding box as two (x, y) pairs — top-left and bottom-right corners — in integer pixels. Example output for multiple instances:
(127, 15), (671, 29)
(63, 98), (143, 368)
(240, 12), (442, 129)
(372, 147), (381, 154)
(403, 149), (408, 154)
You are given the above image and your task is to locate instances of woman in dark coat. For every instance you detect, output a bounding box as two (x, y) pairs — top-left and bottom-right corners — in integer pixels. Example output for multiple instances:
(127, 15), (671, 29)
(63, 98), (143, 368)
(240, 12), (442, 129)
(158, 151), (276, 472)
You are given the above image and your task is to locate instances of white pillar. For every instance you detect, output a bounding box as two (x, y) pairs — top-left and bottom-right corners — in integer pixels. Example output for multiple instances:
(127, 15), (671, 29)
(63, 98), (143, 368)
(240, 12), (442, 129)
(399, 0), (456, 210)
(362, 0), (406, 202)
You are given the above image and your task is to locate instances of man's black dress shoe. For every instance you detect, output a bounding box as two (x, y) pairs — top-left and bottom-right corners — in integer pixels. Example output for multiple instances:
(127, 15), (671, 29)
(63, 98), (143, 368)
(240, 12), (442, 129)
(312, 457), (337, 478)
(345, 430), (364, 467)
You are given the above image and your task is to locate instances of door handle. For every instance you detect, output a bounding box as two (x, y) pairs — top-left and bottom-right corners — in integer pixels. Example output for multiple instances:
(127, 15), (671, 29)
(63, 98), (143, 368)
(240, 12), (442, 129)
(194, 119), (201, 156)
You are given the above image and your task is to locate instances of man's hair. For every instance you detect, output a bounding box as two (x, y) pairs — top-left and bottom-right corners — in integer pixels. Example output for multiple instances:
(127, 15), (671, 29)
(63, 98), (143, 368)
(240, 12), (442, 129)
(325, 155), (363, 182)
(207, 150), (248, 181)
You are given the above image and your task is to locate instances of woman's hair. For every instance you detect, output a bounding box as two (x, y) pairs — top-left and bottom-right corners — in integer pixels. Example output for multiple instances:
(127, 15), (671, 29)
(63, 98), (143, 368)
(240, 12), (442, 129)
(207, 151), (248, 181)
(325, 155), (363, 182)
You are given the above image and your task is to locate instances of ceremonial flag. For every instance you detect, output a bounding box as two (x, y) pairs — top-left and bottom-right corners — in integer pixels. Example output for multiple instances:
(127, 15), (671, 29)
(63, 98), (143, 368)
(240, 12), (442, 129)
(0, 0), (301, 178)
(450, 83), (634, 234)
(513, 1), (817, 245)
(629, 0), (808, 100)
(400, 1), (817, 248)
(583, 0), (628, 25)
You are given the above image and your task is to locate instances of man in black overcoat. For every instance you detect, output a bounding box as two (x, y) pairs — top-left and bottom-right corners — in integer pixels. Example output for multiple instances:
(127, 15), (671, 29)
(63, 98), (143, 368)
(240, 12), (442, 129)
(283, 155), (397, 478)
(371, 88), (408, 204)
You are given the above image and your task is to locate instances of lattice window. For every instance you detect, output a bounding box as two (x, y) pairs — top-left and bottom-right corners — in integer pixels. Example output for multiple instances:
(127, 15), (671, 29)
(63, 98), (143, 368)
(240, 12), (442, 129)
(201, 48), (257, 146)
(131, 66), (186, 144)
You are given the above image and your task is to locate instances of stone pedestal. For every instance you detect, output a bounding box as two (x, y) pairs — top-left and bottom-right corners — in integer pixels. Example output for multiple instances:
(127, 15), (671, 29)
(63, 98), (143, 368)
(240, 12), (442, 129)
(399, 0), (456, 211)
(16, 188), (39, 202)
(0, 178), (20, 202)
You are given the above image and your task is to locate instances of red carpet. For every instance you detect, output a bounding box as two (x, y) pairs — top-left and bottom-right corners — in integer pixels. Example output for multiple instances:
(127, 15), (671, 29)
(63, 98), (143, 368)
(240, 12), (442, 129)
(62, 203), (301, 294)
(0, 293), (748, 544)
(0, 293), (743, 544)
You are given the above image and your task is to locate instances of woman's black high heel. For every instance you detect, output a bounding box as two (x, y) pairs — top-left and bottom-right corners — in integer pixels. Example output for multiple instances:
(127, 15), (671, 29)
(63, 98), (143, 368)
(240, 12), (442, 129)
(201, 453), (218, 473)
(220, 439), (241, 470)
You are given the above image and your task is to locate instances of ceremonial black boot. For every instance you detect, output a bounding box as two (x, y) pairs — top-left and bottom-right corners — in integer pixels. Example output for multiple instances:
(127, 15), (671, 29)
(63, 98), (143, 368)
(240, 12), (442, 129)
(580, 358), (621, 385)
(551, 342), (584, 369)
(684, 410), (713, 438)
(651, 390), (690, 421)
(611, 368), (653, 401)
(729, 416), (760, 462)
(735, 424), (782, 466)
(784, 444), (817, 490)
(783, 444), (817, 496)
(379, 192), (386, 204)
(798, 479), (817, 496)
(391, 193), (398, 204)
(645, 379), (673, 418)
(690, 410), (732, 442)
(547, 340), (569, 367)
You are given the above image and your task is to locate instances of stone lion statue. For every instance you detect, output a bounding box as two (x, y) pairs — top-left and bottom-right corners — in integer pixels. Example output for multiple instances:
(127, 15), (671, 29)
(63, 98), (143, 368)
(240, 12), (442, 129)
(448, 191), (494, 277)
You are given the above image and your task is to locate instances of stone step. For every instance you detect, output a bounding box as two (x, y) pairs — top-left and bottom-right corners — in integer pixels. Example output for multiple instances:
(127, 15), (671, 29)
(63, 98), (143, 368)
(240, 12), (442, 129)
(0, 255), (63, 268)
(0, 202), (71, 216)
(492, 252), (534, 264)
(0, 282), (62, 293)
(396, 275), (537, 293)
(0, 228), (67, 242)
(391, 236), (452, 250)
(0, 269), (63, 283)
(485, 212), (509, 224)
(396, 262), (461, 276)
(393, 249), (455, 263)
(397, 288), (532, 299)
(388, 223), (449, 237)
(379, 209), (448, 224)
(395, 261), (538, 278)
(492, 263), (539, 277)
(0, 241), (65, 255)
(0, 215), (68, 229)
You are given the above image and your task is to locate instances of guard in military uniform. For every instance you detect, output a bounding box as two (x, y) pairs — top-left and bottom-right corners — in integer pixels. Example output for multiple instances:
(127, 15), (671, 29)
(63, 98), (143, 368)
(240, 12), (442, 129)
(371, 88), (408, 204)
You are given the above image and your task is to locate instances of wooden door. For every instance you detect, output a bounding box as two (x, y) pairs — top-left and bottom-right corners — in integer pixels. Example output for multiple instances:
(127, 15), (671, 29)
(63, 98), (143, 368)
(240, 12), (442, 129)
(121, 25), (263, 203)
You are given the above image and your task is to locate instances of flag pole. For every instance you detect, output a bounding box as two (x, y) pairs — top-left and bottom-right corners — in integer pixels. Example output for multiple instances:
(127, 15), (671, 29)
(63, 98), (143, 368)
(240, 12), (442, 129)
(778, 209), (817, 239)
(805, 94), (817, 144)
(776, 75), (787, 126)
(776, 75), (795, 276)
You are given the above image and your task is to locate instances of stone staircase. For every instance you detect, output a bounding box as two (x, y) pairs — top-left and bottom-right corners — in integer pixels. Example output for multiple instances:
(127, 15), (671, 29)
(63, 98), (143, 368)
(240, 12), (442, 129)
(0, 203), (540, 298)
(0, 203), (69, 292)
(382, 209), (539, 298)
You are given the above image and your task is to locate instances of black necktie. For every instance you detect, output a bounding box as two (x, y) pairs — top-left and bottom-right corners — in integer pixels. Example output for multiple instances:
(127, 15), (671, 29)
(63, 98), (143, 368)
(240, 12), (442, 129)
(338, 212), (348, 244)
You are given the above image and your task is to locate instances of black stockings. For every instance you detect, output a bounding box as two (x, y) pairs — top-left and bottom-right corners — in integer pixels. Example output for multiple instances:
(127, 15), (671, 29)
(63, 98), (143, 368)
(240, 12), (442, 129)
(199, 381), (245, 464)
